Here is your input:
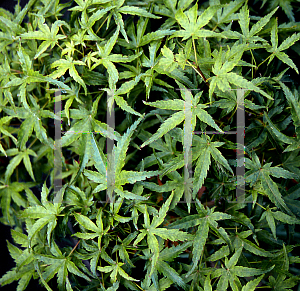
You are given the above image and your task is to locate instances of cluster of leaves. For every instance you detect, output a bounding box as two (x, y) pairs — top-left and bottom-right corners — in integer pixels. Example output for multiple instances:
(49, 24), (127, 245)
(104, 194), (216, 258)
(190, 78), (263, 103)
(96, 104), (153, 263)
(1, 0), (300, 290)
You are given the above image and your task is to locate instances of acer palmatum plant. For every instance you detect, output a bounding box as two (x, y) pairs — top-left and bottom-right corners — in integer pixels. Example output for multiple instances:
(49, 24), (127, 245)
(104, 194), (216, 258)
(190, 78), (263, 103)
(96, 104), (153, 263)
(1, 0), (300, 290)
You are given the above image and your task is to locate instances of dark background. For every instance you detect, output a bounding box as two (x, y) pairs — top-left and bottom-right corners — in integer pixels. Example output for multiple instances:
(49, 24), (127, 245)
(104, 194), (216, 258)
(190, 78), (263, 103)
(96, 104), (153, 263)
(0, 0), (28, 12)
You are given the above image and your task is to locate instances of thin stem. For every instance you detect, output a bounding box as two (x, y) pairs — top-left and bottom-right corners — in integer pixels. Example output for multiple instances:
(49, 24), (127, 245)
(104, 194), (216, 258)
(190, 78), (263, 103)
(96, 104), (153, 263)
(81, 44), (85, 58)
(186, 60), (209, 87)
(256, 202), (266, 211)
(228, 106), (237, 122)
(187, 61), (203, 78)
(67, 239), (81, 257)
(96, 15), (109, 35)
(116, 239), (118, 262)
(257, 53), (272, 69)
(211, 276), (218, 288)
(41, 98), (49, 110)
(192, 38), (198, 66)
(175, 38), (185, 49)
(28, 137), (38, 149)
(57, 43), (64, 51)
(133, 282), (144, 291)
(249, 49), (257, 79)
(11, 69), (23, 74)
(56, 16), (66, 37)
(212, 24), (218, 32)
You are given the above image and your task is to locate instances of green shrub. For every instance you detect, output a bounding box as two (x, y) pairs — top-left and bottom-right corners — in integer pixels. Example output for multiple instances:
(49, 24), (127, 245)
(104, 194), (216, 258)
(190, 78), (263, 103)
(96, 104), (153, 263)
(1, 0), (300, 290)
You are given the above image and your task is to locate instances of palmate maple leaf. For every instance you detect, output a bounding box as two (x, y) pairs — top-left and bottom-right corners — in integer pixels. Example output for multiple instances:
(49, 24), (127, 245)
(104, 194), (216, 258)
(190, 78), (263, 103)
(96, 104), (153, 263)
(211, 246), (274, 291)
(245, 150), (298, 216)
(208, 43), (273, 103)
(2, 102), (57, 152)
(140, 83), (222, 149)
(153, 0), (195, 29)
(49, 55), (87, 95)
(170, 3), (222, 41)
(140, 86), (234, 199)
(222, 5), (278, 46)
(20, 183), (65, 248)
(168, 199), (233, 277)
(141, 241), (193, 290)
(35, 240), (91, 291)
(0, 180), (32, 225)
(117, 16), (175, 49)
(20, 15), (69, 59)
(98, 261), (139, 283)
(90, 26), (142, 89)
(258, 205), (300, 240)
(266, 18), (300, 74)
(133, 191), (193, 278)
(100, 0), (161, 43)
(80, 114), (161, 203)
(3, 45), (69, 110)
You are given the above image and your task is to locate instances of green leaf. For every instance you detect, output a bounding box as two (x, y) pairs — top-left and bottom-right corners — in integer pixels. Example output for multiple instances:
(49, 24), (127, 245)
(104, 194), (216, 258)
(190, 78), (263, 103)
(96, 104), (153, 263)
(74, 213), (99, 233)
(264, 111), (295, 145)
(119, 6), (161, 19)
(104, 26), (120, 56)
(249, 7), (278, 37)
(156, 260), (187, 289)
(260, 170), (294, 216)
(193, 145), (211, 196)
(49, 56), (87, 95)
(20, 18), (67, 59)
(277, 32), (300, 52)
(267, 22), (300, 73)
(204, 273), (212, 291)
(238, 5), (249, 38)
(215, 0), (245, 25)
(5, 153), (23, 182)
(186, 219), (209, 277)
(233, 265), (274, 277)
(172, 4), (221, 41)
(241, 275), (265, 291)
(141, 111), (185, 148)
(272, 211), (300, 224)
(114, 115), (144, 176)
(151, 191), (174, 229)
(280, 82), (300, 129)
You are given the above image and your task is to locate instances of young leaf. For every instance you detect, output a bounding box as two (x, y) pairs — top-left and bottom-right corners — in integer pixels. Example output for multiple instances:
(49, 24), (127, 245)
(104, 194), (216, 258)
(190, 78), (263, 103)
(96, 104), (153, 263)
(49, 56), (87, 95)
(141, 88), (222, 149)
(20, 16), (68, 59)
(267, 19), (300, 73)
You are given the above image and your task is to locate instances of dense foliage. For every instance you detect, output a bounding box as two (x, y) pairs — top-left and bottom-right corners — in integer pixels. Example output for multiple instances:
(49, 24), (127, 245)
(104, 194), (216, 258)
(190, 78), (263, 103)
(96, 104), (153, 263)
(1, 0), (300, 290)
